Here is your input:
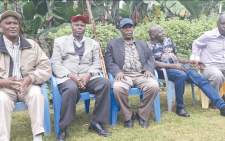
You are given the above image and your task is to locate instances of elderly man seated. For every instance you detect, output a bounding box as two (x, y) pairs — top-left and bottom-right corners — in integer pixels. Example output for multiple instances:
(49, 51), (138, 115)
(147, 24), (225, 117)
(51, 14), (111, 141)
(0, 11), (51, 141)
(105, 18), (159, 129)
(192, 13), (225, 105)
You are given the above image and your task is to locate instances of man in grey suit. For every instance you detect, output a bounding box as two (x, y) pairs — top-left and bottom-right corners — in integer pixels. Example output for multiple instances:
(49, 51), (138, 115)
(51, 15), (111, 141)
(105, 18), (159, 129)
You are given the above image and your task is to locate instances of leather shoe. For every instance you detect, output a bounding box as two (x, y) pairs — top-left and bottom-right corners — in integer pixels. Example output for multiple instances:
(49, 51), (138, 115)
(89, 122), (111, 137)
(220, 105), (225, 116)
(56, 130), (67, 141)
(222, 94), (225, 102)
(124, 113), (134, 128)
(176, 108), (190, 117)
(136, 113), (148, 129)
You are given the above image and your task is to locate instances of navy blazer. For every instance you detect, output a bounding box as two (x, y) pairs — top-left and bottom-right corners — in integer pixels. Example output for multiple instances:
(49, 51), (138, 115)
(105, 38), (156, 77)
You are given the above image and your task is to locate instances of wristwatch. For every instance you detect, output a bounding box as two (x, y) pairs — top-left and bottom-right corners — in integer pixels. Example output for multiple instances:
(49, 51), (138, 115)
(184, 59), (188, 64)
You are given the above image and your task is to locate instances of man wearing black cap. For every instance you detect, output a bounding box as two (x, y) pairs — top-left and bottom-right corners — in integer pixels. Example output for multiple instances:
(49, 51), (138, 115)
(0, 11), (51, 141)
(51, 14), (111, 140)
(105, 18), (159, 129)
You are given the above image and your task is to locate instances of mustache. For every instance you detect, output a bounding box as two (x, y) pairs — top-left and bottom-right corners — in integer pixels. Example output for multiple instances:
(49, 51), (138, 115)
(125, 32), (132, 34)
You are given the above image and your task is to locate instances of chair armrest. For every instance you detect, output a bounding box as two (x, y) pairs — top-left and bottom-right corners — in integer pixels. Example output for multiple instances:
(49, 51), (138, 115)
(154, 70), (159, 82)
(99, 72), (104, 77)
(157, 68), (169, 82)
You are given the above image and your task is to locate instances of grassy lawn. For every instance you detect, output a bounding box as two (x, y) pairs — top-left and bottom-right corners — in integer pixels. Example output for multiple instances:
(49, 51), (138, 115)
(11, 85), (225, 141)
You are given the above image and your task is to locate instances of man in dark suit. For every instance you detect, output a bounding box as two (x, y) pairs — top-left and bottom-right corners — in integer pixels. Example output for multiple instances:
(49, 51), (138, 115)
(105, 18), (159, 129)
(52, 15), (111, 140)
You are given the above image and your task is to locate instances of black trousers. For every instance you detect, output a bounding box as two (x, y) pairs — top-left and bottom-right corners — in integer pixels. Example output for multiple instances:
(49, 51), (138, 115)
(58, 77), (111, 132)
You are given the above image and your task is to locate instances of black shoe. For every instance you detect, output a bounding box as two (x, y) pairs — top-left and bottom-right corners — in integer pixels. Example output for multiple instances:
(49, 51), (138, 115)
(89, 122), (111, 137)
(124, 113), (134, 128)
(220, 105), (225, 116)
(222, 95), (225, 102)
(136, 113), (148, 129)
(56, 130), (67, 141)
(176, 108), (190, 117)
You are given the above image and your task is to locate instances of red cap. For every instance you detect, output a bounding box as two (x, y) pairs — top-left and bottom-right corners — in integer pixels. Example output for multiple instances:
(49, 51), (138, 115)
(71, 14), (87, 23)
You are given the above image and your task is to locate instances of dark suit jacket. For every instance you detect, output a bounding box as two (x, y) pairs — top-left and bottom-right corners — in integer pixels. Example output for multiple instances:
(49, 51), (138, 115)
(105, 38), (155, 77)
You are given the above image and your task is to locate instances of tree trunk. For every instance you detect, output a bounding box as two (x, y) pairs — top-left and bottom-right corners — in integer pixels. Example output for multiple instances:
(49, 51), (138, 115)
(107, 6), (110, 25)
(4, 0), (8, 11)
(85, 0), (108, 79)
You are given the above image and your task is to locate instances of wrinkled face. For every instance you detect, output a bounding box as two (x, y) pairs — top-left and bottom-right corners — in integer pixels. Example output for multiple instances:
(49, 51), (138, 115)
(0, 16), (20, 39)
(154, 26), (165, 42)
(71, 19), (86, 39)
(218, 16), (225, 36)
(119, 24), (134, 40)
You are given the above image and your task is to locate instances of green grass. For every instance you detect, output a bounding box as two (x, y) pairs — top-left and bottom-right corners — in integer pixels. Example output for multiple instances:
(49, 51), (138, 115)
(11, 85), (225, 141)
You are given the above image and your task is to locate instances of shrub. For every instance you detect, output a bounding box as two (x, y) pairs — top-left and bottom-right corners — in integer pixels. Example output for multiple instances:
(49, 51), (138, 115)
(48, 13), (219, 59)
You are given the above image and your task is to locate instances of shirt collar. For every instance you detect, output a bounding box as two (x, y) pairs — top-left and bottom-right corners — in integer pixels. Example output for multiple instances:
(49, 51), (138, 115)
(3, 35), (20, 48)
(73, 36), (85, 43)
(149, 39), (164, 45)
(216, 28), (225, 38)
(122, 37), (135, 45)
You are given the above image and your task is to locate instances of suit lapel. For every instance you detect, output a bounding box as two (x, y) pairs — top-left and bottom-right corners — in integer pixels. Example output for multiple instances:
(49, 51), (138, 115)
(135, 40), (144, 65)
(117, 38), (125, 58)
(68, 35), (79, 60)
(81, 37), (92, 62)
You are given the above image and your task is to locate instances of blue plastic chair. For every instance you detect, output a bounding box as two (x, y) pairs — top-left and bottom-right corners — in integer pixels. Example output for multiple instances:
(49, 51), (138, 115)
(109, 70), (161, 126)
(157, 68), (195, 112)
(50, 73), (106, 135)
(13, 83), (51, 135)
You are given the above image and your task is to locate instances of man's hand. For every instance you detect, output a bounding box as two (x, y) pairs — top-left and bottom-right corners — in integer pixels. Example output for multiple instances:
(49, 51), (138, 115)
(114, 72), (127, 81)
(143, 71), (156, 79)
(189, 60), (206, 69)
(172, 63), (186, 72)
(17, 76), (32, 95)
(80, 73), (92, 89)
(0, 75), (21, 92)
(68, 73), (85, 89)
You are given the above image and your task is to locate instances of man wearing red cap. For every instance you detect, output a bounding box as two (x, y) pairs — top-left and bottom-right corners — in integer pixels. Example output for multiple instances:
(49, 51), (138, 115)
(0, 11), (51, 141)
(51, 14), (111, 140)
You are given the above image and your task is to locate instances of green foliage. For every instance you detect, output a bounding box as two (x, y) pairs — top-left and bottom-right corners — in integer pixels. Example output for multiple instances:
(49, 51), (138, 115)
(48, 13), (219, 59)
(23, 1), (35, 20)
(50, 1), (83, 26)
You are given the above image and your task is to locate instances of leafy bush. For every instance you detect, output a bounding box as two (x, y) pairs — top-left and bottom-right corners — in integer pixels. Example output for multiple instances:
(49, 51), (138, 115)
(48, 13), (219, 59)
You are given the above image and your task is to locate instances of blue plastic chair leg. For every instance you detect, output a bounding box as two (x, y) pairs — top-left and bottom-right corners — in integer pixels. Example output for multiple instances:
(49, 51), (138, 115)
(84, 99), (90, 113)
(41, 83), (51, 135)
(110, 90), (119, 126)
(153, 93), (161, 121)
